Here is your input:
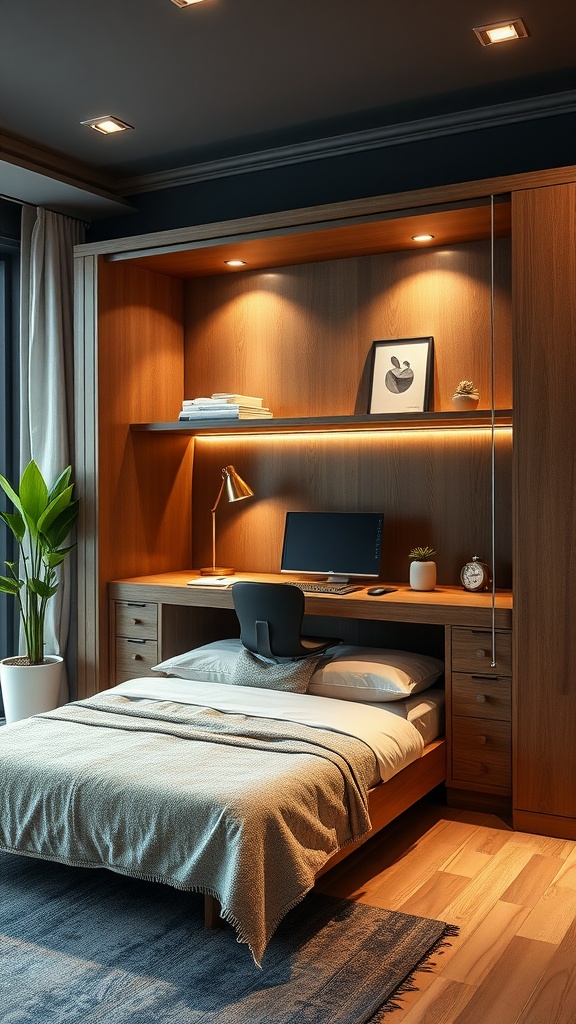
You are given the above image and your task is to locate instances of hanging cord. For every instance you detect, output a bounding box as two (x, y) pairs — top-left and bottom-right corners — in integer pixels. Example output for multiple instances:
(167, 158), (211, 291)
(490, 195), (497, 667)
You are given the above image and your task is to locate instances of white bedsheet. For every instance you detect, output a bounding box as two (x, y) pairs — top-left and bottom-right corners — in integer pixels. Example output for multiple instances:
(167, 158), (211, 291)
(109, 677), (426, 786)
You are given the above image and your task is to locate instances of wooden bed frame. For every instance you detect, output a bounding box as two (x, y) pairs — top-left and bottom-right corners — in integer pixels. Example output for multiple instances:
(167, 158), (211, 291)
(203, 737), (446, 926)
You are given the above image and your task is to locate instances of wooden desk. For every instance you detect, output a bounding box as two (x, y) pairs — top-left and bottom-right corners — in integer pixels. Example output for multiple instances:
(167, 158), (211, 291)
(109, 571), (513, 812)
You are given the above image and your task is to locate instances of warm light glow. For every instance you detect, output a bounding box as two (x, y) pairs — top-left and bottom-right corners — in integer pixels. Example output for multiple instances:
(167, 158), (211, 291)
(81, 116), (133, 135)
(224, 260), (247, 267)
(411, 234), (435, 242)
(473, 18), (528, 45)
(196, 426), (512, 442)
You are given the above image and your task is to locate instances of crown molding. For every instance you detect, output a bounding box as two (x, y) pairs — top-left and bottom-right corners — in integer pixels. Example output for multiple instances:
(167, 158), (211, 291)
(119, 90), (576, 196)
(0, 131), (135, 218)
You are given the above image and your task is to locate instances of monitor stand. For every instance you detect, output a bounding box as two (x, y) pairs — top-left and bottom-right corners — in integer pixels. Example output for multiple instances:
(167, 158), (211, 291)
(324, 574), (350, 584)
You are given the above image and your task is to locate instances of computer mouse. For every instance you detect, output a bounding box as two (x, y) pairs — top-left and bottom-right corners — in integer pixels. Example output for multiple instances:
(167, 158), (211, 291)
(366, 586), (396, 596)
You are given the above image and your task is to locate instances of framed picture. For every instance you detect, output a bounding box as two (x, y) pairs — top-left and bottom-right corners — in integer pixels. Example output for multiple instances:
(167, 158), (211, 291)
(368, 337), (433, 414)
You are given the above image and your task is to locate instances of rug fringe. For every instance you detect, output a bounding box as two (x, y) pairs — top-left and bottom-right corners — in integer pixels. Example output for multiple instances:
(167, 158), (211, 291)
(368, 923), (460, 1021)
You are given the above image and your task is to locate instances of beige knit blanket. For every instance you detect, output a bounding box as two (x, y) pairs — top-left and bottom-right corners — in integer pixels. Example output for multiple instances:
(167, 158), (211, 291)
(0, 694), (376, 965)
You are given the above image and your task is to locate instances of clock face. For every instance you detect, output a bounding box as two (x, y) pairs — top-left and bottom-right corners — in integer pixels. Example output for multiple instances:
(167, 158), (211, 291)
(461, 561), (487, 591)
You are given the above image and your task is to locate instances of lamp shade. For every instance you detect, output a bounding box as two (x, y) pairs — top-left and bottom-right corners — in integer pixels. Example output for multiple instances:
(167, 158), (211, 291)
(223, 465), (253, 503)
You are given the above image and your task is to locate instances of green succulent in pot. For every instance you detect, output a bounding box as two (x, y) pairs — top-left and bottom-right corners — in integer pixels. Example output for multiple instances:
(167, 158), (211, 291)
(409, 545), (437, 561)
(0, 460), (79, 665)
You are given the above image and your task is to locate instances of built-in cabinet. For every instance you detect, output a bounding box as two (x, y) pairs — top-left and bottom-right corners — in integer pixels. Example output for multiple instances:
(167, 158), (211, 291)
(74, 166), (576, 838)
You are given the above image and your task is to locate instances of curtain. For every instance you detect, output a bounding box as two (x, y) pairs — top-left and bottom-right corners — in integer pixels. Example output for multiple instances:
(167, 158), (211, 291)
(19, 206), (85, 702)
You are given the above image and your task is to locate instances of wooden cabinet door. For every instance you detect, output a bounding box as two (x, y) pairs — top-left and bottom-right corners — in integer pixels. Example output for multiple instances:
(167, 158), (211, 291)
(513, 182), (576, 831)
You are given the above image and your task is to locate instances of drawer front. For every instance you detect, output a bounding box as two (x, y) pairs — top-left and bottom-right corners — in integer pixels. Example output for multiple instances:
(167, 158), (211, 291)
(451, 627), (512, 676)
(115, 601), (158, 640)
(452, 717), (511, 790)
(116, 637), (158, 682)
(452, 673), (511, 721)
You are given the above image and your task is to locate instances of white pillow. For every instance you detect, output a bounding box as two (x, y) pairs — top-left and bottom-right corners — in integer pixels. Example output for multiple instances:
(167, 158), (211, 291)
(308, 645), (444, 702)
(152, 639), (241, 683)
(153, 639), (443, 703)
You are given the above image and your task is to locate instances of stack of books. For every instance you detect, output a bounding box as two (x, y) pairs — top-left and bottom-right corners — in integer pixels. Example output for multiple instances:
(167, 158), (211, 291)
(178, 394), (273, 421)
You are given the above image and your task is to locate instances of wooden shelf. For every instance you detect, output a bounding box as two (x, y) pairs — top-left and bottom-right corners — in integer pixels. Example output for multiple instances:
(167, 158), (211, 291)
(131, 409), (513, 436)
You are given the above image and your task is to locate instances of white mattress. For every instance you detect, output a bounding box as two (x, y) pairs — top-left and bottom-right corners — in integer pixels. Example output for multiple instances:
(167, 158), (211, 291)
(376, 686), (445, 748)
(109, 677), (444, 787)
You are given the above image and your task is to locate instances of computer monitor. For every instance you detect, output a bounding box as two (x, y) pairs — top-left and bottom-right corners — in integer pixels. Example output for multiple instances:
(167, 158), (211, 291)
(280, 511), (384, 583)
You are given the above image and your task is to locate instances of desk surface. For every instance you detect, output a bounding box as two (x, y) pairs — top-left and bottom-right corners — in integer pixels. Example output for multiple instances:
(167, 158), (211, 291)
(109, 571), (513, 629)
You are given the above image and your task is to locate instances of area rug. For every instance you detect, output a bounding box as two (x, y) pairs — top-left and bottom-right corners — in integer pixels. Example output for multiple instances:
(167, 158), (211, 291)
(0, 850), (456, 1024)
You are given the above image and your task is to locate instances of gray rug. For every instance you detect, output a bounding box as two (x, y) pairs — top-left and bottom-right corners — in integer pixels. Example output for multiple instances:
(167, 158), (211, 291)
(0, 851), (456, 1024)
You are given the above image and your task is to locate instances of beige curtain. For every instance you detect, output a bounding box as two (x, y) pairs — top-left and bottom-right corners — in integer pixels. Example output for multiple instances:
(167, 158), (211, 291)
(19, 206), (85, 702)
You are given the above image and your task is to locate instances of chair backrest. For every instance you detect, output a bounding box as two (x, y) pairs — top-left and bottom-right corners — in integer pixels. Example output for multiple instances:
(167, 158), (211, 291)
(232, 582), (338, 659)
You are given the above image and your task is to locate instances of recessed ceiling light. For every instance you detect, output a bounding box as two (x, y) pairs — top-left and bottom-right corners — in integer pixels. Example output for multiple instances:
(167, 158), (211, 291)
(411, 234), (435, 242)
(473, 18), (529, 45)
(171, 0), (209, 7)
(224, 260), (247, 267)
(80, 115), (133, 135)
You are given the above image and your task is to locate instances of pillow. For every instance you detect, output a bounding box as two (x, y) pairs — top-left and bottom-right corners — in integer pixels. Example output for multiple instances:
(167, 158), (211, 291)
(307, 645), (444, 702)
(153, 639), (443, 703)
(152, 639), (241, 683)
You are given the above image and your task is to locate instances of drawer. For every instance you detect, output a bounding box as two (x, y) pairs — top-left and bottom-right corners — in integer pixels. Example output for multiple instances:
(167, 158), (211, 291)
(115, 601), (158, 640)
(451, 627), (511, 676)
(452, 717), (511, 790)
(116, 637), (158, 682)
(452, 673), (511, 721)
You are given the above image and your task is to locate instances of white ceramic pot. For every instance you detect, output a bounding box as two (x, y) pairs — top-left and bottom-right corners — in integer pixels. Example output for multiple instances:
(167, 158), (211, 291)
(0, 655), (63, 725)
(451, 394), (479, 411)
(410, 560), (437, 591)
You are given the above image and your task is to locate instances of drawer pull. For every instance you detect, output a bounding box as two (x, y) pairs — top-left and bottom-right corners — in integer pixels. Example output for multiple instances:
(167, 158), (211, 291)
(127, 638), (146, 645)
(475, 649), (487, 659)
(126, 602), (146, 607)
(132, 654), (142, 661)
(478, 735), (488, 745)
(132, 618), (141, 625)
(476, 693), (487, 703)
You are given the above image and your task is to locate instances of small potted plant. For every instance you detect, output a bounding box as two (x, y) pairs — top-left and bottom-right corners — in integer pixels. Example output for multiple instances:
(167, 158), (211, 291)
(451, 380), (480, 410)
(409, 545), (437, 591)
(0, 460), (79, 724)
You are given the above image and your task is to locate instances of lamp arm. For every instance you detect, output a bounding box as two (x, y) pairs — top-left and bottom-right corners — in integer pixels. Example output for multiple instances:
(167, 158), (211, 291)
(210, 477), (226, 571)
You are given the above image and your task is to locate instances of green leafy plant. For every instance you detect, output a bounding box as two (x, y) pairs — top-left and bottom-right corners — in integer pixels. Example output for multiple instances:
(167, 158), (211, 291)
(409, 545), (437, 561)
(452, 380), (479, 399)
(0, 460), (79, 665)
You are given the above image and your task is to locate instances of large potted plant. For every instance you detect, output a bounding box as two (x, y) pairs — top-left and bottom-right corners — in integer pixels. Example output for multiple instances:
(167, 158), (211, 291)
(0, 460), (79, 724)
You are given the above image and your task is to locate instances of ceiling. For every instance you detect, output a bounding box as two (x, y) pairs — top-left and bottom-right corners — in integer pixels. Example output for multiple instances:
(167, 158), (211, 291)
(2, 0), (576, 219)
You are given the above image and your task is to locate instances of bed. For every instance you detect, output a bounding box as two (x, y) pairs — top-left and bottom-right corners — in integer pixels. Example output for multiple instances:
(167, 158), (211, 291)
(0, 642), (445, 965)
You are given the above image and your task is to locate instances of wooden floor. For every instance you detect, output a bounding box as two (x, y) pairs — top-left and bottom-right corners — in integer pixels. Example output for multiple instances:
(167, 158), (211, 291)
(315, 798), (576, 1023)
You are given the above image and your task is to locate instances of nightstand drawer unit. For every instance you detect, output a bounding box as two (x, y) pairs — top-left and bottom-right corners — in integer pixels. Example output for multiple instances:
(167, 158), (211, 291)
(114, 601), (158, 684)
(449, 627), (512, 798)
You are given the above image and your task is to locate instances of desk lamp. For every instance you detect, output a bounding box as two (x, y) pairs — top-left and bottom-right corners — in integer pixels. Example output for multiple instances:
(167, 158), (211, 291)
(200, 465), (254, 575)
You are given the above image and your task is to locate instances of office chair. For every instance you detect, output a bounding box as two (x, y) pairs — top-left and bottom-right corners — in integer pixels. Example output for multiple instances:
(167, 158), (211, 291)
(232, 582), (341, 660)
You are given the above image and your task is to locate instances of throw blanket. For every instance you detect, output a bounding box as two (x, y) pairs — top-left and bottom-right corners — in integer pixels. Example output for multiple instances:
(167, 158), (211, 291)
(0, 694), (376, 965)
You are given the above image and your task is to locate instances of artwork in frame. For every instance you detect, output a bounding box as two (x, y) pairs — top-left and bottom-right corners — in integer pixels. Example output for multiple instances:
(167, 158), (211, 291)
(368, 337), (434, 415)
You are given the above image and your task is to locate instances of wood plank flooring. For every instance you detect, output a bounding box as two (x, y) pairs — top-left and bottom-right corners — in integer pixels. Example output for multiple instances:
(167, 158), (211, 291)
(315, 799), (576, 1023)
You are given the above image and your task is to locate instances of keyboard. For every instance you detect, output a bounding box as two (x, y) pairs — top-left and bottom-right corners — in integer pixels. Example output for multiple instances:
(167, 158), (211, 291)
(285, 581), (361, 595)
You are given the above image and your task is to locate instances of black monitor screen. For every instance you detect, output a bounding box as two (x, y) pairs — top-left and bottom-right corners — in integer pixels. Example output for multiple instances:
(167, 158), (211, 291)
(280, 511), (384, 581)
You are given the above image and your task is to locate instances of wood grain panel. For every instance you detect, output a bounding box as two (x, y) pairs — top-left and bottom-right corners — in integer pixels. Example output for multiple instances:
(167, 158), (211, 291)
(452, 676), (511, 721)
(190, 429), (512, 589)
(453, 718), (511, 789)
(183, 239), (512, 417)
(512, 183), (576, 823)
(452, 628), (512, 675)
(96, 258), (190, 686)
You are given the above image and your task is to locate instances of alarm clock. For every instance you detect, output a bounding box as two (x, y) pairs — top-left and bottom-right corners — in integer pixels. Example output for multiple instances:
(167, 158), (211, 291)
(460, 555), (491, 592)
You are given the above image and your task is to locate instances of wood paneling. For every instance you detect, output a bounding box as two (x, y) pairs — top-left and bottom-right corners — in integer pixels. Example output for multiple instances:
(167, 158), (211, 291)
(190, 429), (512, 589)
(94, 258), (191, 691)
(183, 240), (511, 418)
(513, 182), (576, 822)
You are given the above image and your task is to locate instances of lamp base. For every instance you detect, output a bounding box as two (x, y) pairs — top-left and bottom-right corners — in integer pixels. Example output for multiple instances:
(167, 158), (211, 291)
(200, 566), (235, 576)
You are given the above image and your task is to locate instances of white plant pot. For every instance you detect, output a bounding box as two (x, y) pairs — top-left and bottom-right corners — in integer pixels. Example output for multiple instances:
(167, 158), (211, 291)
(410, 560), (437, 591)
(0, 655), (63, 725)
(451, 394), (479, 411)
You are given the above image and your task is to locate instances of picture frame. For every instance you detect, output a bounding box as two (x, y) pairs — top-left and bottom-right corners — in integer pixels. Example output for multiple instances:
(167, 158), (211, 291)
(367, 337), (434, 414)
